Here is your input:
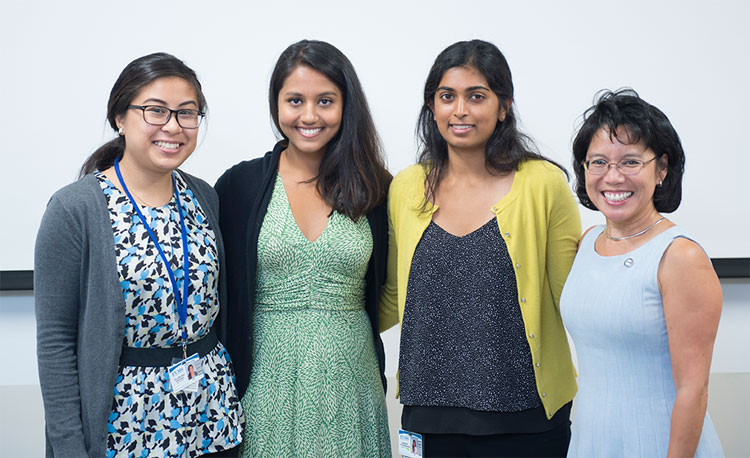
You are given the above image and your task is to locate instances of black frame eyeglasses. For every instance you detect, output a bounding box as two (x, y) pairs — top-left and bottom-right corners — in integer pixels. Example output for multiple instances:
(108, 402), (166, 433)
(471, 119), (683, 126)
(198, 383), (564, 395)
(582, 157), (657, 176)
(127, 105), (205, 129)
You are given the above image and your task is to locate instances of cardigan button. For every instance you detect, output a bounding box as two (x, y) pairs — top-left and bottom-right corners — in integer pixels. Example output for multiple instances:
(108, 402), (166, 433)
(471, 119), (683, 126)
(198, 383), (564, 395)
(505, 232), (510, 237)
(520, 297), (526, 303)
(529, 333), (535, 338)
(535, 362), (541, 367)
(516, 263), (521, 269)
(541, 392), (547, 397)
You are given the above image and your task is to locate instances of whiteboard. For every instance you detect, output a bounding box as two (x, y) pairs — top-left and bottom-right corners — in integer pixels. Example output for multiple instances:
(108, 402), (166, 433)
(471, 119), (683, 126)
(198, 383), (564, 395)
(1, 0), (748, 271)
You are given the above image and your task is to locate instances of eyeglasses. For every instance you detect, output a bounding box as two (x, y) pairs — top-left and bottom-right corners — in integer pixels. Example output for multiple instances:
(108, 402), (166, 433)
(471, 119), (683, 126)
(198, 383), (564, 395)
(127, 105), (205, 129)
(582, 157), (657, 176)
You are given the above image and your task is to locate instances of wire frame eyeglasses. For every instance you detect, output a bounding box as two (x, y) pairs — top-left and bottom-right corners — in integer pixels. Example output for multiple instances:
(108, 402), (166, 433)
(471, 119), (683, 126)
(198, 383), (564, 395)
(127, 105), (205, 129)
(582, 157), (657, 176)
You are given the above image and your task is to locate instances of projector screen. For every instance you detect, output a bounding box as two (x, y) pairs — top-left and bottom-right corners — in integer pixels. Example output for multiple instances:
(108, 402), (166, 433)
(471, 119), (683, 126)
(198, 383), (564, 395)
(1, 0), (748, 273)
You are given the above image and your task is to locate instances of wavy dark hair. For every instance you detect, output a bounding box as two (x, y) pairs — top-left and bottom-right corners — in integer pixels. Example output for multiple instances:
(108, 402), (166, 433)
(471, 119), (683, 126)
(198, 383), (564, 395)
(79, 52), (207, 177)
(269, 39), (391, 220)
(417, 39), (566, 205)
(572, 88), (684, 212)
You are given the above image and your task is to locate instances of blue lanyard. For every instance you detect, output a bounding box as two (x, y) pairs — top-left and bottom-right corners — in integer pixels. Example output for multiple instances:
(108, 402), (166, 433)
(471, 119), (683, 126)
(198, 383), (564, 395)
(114, 158), (190, 355)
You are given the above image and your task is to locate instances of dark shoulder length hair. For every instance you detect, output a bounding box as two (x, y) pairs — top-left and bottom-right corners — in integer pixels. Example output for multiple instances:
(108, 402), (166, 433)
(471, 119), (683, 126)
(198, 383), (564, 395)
(572, 88), (685, 213)
(79, 52), (207, 177)
(269, 39), (391, 220)
(417, 39), (566, 205)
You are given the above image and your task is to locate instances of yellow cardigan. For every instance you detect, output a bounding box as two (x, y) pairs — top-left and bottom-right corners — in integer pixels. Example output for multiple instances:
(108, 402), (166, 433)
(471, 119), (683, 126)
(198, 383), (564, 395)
(379, 159), (581, 419)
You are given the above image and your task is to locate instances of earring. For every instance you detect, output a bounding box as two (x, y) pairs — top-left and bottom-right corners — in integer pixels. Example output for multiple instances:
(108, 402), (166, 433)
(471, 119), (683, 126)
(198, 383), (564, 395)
(657, 180), (663, 187)
(118, 127), (123, 135)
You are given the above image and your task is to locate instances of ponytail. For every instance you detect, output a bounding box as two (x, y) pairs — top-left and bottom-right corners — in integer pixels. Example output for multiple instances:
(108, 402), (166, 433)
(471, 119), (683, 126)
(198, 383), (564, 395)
(78, 135), (125, 178)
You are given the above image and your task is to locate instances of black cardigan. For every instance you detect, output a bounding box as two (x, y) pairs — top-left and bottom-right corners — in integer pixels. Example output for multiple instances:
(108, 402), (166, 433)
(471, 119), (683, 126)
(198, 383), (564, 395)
(214, 142), (388, 397)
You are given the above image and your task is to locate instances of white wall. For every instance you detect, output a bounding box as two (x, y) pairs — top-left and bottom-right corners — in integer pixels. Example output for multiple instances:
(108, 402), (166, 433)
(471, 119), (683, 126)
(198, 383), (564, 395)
(2, 1), (749, 456)
(1, 279), (748, 456)
(1, 0), (750, 271)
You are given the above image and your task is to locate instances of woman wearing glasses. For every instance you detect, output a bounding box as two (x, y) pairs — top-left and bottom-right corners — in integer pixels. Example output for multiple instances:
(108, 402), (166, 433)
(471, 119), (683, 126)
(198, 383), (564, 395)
(35, 53), (242, 457)
(379, 40), (580, 456)
(561, 89), (723, 457)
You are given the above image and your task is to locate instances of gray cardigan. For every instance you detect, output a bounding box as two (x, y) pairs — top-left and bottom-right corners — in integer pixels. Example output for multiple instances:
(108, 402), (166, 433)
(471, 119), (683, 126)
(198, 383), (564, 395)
(34, 172), (228, 457)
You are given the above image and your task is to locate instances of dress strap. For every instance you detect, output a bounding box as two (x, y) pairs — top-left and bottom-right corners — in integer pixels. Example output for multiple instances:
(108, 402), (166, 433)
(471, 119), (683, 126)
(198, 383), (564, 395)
(647, 226), (708, 264)
(579, 225), (605, 254)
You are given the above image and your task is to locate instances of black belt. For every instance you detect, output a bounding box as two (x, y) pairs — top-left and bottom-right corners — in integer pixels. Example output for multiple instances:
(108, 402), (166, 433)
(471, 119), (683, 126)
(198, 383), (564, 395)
(119, 329), (219, 367)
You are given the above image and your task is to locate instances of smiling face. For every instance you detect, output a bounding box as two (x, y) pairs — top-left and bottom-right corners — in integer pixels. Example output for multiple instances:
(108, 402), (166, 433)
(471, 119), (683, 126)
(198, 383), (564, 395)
(431, 66), (506, 155)
(115, 76), (200, 176)
(277, 65), (343, 159)
(585, 127), (668, 226)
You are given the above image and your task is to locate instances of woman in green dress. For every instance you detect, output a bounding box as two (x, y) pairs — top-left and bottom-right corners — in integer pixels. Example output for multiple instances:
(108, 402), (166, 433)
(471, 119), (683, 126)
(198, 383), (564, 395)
(215, 40), (392, 457)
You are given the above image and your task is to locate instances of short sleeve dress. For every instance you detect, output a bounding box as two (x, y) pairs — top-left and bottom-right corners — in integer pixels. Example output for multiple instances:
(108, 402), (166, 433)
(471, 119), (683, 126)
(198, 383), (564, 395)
(97, 173), (243, 457)
(560, 225), (724, 457)
(239, 175), (391, 457)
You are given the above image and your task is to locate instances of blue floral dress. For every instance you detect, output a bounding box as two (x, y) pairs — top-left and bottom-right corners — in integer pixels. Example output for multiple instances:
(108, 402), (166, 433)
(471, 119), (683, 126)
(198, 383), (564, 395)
(97, 173), (243, 457)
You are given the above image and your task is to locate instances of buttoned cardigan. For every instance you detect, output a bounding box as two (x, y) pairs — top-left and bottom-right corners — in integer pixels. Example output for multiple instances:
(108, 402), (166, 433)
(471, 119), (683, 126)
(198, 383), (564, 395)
(379, 159), (580, 419)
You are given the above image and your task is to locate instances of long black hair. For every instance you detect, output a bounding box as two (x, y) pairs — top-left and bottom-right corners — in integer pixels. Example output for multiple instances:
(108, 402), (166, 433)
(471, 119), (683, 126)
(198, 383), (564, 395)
(572, 88), (684, 212)
(269, 40), (391, 220)
(79, 52), (206, 177)
(417, 39), (566, 205)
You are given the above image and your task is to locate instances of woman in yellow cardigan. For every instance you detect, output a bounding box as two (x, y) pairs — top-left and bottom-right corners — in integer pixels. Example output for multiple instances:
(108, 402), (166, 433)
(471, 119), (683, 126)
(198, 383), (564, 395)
(379, 40), (581, 457)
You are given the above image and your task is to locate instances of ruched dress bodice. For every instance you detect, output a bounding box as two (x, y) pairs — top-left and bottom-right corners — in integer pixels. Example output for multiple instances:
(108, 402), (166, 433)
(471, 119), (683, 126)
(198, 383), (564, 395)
(240, 175), (390, 457)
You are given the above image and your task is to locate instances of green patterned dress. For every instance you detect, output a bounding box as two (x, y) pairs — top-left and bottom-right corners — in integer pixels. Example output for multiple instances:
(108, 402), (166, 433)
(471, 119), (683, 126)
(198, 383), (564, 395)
(240, 176), (391, 457)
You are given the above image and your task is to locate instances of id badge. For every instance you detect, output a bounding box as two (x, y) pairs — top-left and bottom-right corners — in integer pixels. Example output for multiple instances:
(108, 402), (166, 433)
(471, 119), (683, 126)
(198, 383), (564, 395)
(398, 429), (423, 458)
(168, 353), (204, 393)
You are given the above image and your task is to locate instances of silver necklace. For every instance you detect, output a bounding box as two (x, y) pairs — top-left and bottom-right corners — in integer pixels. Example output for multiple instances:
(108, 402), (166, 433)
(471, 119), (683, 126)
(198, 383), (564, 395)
(130, 189), (162, 208)
(606, 217), (666, 241)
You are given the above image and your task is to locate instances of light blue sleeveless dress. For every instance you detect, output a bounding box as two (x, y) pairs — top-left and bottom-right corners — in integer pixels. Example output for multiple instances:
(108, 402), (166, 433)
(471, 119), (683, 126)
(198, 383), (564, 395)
(560, 225), (723, 457)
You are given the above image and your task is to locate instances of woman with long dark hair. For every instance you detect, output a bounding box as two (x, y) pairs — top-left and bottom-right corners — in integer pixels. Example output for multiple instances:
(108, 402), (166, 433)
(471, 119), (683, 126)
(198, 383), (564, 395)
(215, 40), (392, 456)
(380, 39), (580, 457)
(35, 52), (242, 457)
